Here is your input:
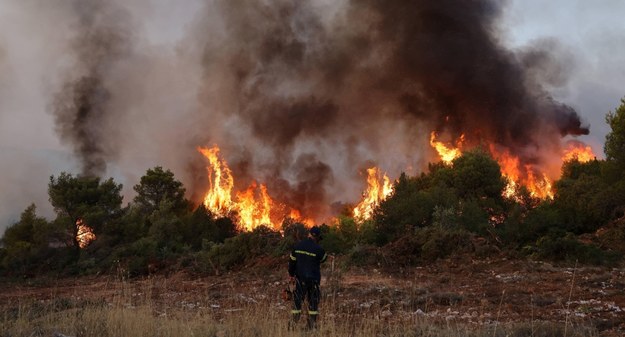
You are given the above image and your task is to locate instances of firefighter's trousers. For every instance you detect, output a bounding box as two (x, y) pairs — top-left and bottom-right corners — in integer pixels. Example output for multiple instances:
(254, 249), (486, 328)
(291, 277), (320, 327)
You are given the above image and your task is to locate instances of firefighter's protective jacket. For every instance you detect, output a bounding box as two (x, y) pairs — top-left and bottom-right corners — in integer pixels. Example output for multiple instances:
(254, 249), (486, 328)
(288, 238), (327, 282)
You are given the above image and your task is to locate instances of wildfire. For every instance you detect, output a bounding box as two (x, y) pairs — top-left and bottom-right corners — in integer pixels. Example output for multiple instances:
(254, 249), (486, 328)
(496, 151), (522, 199)
(490, 147), (554, 200)
(428, 134), (558, 200)
(198, 136), (593, 229)
(198, 146), (234, 216)
(198, 146), (309, 230)
(288, 209), (314, 226)
(525, 168), (554, 199)
(235, 181), (273, 230)
(563, 142), (595, 163)
(76, 218), (96, 249)
(353, 167), (393, 220)
(430, 132), (464, 164)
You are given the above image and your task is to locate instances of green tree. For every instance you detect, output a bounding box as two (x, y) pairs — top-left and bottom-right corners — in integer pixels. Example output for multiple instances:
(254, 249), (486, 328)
(605, 98), (625, 173)
(319, 216), (359, 254)
(555, 160), (620, 234)
(373, 173), (436, 244)
(182, 205), (217, 250)
(214, 217), (238, 243)
(1, 204), (51, 272)
(48, 173), (123, 253)
(133, 166), (189, 216)
(448, 148), (505, 202)
(148, 199), (185, 246)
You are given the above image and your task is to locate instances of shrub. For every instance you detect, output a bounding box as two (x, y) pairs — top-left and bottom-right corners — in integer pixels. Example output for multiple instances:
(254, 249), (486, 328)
(195, 226), (282, 274)
(346, 244), (384, 267)
(318, 217), (358, 254)
(418, 227), (474, 262)
(533, 231), (621, 266)
(383, 227), (474, 266)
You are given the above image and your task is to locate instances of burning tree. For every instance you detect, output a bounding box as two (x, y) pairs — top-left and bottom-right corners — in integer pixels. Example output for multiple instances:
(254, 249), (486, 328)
(197, 146), (312, 231)
(373, 149), (506, 244)
(353, 167), (393, 221)
(48, 173), (123, 252)
(75, 218), (96, 249)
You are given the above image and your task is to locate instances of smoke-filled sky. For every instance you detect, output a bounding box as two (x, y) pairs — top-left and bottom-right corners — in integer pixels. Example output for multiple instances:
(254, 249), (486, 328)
(1, 0), (624, 233)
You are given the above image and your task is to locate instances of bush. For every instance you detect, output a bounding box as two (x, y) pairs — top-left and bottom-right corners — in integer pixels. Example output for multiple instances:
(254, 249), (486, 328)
(418, 227), (474, 262)
(533, 231), (621, 266)
(596, 218), (625, 253)
(318, 217), (358, 254)
(195, 226), (282, 274)
(383, 227), (474, 266)
(346, 244), (384, 267)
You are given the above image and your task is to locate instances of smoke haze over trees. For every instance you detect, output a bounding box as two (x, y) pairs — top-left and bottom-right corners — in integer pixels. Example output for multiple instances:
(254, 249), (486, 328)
(0, 0), (624, 231)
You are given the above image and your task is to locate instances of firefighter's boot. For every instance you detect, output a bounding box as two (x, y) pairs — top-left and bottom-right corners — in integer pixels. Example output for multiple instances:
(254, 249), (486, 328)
(306, 314), (318, 330)
(289, 312), (301, 331)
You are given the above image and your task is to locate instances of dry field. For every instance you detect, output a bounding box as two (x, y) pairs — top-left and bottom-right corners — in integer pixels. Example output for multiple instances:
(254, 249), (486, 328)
(1, 257), (624, 336)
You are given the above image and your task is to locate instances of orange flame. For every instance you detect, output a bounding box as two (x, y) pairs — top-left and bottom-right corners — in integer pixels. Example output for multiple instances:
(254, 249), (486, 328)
(235, 181), (273, 230)
(428, 131), (557, 199)
(490, 147), (554, 200)
(288, 209), (314, 226)
(353, 167), (393, 220)
(430, 132), (464, 164)
(198, 146), (308, 231)
(198, 146), (234, 216)
(563, 143), (595, 163)
(525, 167), (554, 199)
(76, 218), (96, 249)
(497, 151), (522, 200)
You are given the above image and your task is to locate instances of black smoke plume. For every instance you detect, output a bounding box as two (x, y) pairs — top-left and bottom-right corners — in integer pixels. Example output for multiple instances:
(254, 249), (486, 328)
(51, 0), (131, 177)
(192, 0), (588, 220)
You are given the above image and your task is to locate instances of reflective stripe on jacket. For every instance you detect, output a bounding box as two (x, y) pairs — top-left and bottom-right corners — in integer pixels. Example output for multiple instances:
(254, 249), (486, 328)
(288, 238), (327, 282)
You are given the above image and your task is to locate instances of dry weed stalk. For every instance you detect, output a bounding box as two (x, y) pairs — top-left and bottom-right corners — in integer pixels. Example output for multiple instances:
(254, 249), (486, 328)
(492, 289), (506, 337)
(564, 259), (578, 337)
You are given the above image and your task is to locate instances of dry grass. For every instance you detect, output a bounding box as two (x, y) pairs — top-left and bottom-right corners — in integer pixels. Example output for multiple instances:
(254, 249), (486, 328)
(1, 276), (600, 337)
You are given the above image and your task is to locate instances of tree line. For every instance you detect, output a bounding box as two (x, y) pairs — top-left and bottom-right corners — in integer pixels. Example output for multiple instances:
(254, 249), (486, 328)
(2, 99), (625, 277)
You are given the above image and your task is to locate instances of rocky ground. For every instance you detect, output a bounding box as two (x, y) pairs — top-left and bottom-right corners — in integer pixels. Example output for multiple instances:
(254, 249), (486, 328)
(1, 257), (624, 336)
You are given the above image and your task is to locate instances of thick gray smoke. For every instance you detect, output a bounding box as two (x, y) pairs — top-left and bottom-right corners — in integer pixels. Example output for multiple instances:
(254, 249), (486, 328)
(189, 0), (589, 219)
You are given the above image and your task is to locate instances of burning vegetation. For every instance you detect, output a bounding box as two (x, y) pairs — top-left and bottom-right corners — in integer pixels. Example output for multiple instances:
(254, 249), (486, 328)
(427, 132), (596, 201)
(429, 132), (465, 165)
(353, 168), (393, 221)
(195, 129), (596, 227)
(75, 218), (96, 249)
(198, 146), (311, 230)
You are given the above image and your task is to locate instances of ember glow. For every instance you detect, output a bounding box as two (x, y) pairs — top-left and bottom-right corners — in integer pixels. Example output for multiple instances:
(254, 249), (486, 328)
(353, 167), (393, 220)
(198, 146), (309, 230)
(76, 218), (96, 249)
(430, 132), (465, 164)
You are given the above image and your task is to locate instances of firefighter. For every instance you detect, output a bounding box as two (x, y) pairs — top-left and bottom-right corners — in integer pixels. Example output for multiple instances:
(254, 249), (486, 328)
(288, 225), (327, 330)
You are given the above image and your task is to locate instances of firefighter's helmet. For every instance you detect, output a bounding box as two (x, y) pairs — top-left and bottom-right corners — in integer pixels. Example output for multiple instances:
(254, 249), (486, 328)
(309, 226), (322, 239)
